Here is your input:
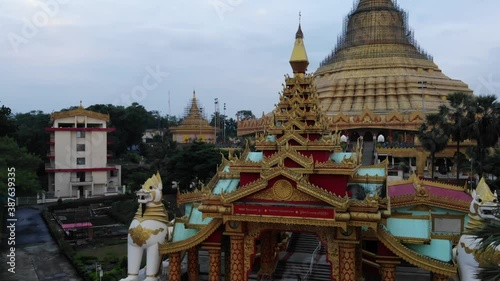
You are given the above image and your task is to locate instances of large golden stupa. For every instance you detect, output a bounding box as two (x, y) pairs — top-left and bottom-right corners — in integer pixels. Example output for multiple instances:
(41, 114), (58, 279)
(316, 0), (471, 116)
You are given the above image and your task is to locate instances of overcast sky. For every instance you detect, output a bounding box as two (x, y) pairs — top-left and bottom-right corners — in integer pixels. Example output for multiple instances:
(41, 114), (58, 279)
(1, 0), (500, 119)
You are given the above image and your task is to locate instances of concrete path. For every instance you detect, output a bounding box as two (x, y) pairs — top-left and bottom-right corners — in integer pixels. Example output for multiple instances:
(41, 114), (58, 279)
(0, 207), (82, 281)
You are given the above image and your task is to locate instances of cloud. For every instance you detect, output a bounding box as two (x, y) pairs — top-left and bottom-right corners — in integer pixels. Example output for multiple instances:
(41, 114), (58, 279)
(1, 0), (500, 116)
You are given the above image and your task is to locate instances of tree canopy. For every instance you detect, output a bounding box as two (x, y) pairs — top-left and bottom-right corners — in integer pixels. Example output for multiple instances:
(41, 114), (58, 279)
(418, 113), (449, 179)
(0, 136), (42, 196)
(0, 103), (16, 137)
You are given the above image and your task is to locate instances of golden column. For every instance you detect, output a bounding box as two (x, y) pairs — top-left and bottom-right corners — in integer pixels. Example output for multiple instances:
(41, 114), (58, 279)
(208, 247), (221, 281)
(169, 251), (182, 281)
(432, 273), (449, 281)
(230, 234), (245, 281)
(259, 231), (274, 278)
(224, 243), (231, 281)
(376, 257), (400, 281)
(187, 246), (199, 281)
(355, 244), (364, 281)
(339, 243), (357, 281)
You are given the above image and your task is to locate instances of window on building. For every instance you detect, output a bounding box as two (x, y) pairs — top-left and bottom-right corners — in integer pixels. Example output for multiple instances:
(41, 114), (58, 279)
(77, 123), (85, 128)
(76, 144), (85, 151)
(87, 123), (103, 128)
(432, 215), (463, 233)
(76, 172), (86, 182)
(76, 158), (85, 165)
(388, 171), (398, 176)
(58, 123), (74, 128)
(76, 131), (85, 138)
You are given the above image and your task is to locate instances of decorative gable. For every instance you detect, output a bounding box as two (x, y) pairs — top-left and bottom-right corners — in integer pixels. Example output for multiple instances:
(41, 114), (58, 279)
(354, 107), (381, 123)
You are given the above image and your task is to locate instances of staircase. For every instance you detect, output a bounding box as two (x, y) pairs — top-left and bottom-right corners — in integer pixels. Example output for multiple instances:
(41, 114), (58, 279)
(362, 141), (374, 166)
(272, 233), (331, 281)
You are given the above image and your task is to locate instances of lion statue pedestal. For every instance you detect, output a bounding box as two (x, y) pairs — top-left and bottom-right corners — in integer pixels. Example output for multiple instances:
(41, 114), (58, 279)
(121, 172), (169, 281)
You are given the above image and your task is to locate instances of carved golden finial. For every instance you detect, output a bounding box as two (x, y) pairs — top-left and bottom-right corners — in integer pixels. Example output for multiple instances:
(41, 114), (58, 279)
(475, 178), (496, 203)
(290, 13), (308, 74)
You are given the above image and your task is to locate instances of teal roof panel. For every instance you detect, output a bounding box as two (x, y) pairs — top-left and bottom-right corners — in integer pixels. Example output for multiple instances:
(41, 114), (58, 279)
(172, 222), (198, 242)
(330, 152), (355, 163)
(213, 179), (240, 195)
(356, 167), (385, 177)
(407, 239), (453, 262)
(387, 218), (430, 239)
(246, 152), (263, 162)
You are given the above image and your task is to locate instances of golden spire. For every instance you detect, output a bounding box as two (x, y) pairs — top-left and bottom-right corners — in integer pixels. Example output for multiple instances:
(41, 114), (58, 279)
(289, 12), (309, 75)
(189, 90), (201, 116)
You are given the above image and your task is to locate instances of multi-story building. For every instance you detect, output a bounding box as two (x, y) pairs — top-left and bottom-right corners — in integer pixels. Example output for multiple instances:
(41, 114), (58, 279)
(45, 105), (121, 198)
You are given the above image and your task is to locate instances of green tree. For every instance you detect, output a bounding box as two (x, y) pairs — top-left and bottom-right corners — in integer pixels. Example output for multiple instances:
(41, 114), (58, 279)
(235, 110), (255, 121)
(13, 110), (50, 158)
(87, 103), (154, 157)
(0, 136), (42, 196)
(466, 218), (500, 280)
(165, 141), (223, 192)
(438, 93), (475, 182)
(0, 103), (15, 137)
(225, 118), (238, 140)
(418, 113), (449, 179)
(468, 95), (500, 178)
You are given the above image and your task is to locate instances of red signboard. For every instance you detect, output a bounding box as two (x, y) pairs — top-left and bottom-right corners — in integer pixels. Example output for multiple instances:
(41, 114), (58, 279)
(233, 204), (335, 219)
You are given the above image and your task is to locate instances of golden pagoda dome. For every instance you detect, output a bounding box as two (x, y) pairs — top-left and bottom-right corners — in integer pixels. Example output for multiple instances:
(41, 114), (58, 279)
(315, 0), (472, 116)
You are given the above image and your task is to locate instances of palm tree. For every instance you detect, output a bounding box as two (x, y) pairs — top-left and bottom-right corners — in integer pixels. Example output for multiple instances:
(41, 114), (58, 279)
(468, 95), (500, 178)
(438, 93), (475, 182)
(418, 113), (449, 179)
(466, 218), (500, 280)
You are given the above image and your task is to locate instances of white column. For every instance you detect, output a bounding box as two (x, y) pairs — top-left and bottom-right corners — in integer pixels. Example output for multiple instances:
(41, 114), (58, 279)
(91, 183), (95, 196)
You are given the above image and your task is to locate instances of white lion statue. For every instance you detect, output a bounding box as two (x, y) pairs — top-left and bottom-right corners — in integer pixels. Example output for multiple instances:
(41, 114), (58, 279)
(453, 178), (500, 281)
(121, 172), (170, 281)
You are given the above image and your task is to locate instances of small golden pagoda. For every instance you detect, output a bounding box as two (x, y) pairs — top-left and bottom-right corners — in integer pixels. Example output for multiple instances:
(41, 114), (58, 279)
(238, 0), (475, 178)
(170, 91), (219, 143)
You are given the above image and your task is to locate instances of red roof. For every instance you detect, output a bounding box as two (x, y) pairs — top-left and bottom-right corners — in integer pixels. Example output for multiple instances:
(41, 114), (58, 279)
(424, 185), (472, 202)
(388, 175), (472, 211)
(388, 183), (414, 197)
(61, 222), (93, 230)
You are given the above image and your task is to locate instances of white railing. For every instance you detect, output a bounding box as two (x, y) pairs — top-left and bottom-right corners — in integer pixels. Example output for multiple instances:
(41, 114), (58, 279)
(303, 242), (322, 281)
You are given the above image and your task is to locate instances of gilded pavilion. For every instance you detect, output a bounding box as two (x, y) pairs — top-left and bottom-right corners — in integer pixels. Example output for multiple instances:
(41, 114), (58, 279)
(237, 0), (474, 179)
(159, 13), (472, 281)
(170, 91), (219, 143)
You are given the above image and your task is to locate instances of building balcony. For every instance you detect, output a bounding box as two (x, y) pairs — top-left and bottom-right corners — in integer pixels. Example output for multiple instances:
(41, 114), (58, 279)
(45, 127), (116, 132)
(70, 176), (93, 183)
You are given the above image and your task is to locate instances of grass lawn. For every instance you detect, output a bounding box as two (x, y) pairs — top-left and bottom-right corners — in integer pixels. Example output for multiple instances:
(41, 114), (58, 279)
(77, 243), (128, 260)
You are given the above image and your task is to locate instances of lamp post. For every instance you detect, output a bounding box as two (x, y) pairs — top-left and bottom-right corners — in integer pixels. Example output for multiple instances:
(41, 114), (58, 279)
(223, 103), (226, 143)
(418, 81), (427, 111)
(96, 263), (102, 281)
(469, 158), (473, 190)
(214, 98), (219, 144)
